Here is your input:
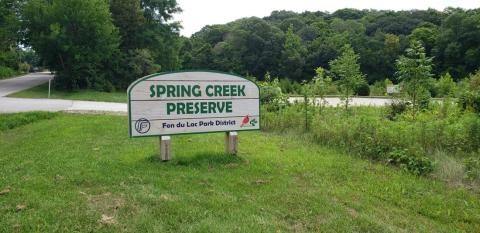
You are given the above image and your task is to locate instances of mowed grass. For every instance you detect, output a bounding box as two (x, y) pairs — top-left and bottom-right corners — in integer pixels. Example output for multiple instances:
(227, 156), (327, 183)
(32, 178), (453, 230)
(8, 83), (127, 103)
(0, 113), (479, 232)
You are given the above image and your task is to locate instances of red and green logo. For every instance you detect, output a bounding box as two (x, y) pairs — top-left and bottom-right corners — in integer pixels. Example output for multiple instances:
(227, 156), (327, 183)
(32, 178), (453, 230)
(240, 115), (258, 128)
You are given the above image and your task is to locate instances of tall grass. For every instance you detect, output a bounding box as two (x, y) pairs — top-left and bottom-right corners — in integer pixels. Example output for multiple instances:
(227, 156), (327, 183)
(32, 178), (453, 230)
(261, 103), (480, 177)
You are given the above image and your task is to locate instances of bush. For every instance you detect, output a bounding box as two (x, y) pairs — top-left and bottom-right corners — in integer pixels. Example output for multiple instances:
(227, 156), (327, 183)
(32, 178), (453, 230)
(355, 81), (370, 96)
(386, 99), (408, 120)
(0, 66), (17, 79)
(387, 149), (434, 176)
(464, 157), (480, 181)
(457, 71), (480, 113)
(370, 81), (386, 96)
(18, 63), (30, 74)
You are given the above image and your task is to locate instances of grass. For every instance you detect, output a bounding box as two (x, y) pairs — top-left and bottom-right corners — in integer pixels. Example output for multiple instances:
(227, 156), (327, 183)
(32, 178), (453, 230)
(8, 83), (127, 103)
(0, 113), (479, 232)
(0, 112), (57, 131)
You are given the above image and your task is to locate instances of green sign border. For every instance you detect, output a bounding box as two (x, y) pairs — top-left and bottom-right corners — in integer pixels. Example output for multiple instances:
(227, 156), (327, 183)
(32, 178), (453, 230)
(127, 70), (261, 138)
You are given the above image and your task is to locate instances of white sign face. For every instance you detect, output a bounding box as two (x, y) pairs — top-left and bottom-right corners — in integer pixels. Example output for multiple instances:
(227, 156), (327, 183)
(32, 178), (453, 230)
(127, 71), (260, 137)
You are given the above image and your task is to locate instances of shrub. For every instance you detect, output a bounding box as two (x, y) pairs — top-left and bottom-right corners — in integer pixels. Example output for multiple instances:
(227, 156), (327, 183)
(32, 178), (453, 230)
(464, 157), (480, 181)
(18, 63), (30, 73)
(355, 81), (370, 96)
(457, 71), (480, 113)
(370, 80), (386, 96)
(386, 99), (408, 120)
(387, 149), (434, 176)
(0, 66), (17, 79)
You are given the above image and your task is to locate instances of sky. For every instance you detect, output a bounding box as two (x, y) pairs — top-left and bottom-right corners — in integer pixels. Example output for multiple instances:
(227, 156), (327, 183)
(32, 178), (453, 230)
(174, 0), (480, 37)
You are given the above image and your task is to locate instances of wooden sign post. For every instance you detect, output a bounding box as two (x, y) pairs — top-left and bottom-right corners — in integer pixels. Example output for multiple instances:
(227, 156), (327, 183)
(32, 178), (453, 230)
(127, 71), (260, 161)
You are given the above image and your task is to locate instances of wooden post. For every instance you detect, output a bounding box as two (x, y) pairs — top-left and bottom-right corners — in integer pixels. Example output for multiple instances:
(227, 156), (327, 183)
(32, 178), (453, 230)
(159, 136), (171, 161)
(225, 131), (238, 155)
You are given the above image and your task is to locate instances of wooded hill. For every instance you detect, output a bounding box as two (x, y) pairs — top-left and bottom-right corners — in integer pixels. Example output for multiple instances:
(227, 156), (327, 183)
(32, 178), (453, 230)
(180, 8), (480, 83)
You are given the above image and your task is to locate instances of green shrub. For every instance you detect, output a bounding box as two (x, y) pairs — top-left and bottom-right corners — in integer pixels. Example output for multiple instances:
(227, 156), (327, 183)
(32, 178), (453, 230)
(370, 81), (386, 96)
(0, 66), (17, 79)
(386, 99), (409, 120)
(18, 62), (30, 74)
(387, 149), (434, 176)
(355, 81), (370, 96)
(464, 157), (480, 181)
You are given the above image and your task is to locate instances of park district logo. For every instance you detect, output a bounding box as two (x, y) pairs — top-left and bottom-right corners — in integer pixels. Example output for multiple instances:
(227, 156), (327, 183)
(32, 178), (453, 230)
(240, 115), (258, 128)
(135, 118), (151, 134)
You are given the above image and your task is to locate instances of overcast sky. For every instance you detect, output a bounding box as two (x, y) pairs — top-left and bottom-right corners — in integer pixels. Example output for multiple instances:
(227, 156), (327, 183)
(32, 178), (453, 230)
(174, 0), (480, 36)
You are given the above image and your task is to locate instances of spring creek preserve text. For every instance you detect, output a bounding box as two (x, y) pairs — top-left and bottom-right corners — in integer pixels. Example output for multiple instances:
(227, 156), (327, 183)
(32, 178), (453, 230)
(127, 71), (260, 138)
(149, 84), (246, 115)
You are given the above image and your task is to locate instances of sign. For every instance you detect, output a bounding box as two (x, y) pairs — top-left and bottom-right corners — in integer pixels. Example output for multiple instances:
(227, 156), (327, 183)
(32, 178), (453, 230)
(128, 71), (260, 137)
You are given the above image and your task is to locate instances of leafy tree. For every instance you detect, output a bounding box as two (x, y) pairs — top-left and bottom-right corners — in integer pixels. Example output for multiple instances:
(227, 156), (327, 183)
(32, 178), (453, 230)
(435, 9), (480, 79)
(310, 67), (332, 112)
(329, 44), (366, 110)
(23, 0), (120, 90)
(408, 23), (438, 54)
(0, 0), (22, 71)
(436, 72), (456, 97)
(110, 0), (145, 50)
(396, 40), (433, 118)
(280, 25), (306, 81)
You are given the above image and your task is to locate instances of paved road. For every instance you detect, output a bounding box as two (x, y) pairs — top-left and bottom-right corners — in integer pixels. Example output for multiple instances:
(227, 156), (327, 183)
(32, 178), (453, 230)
(0, 73), (393, 114)
(0, 72), (52, 97)
(0, 73), (126, 114)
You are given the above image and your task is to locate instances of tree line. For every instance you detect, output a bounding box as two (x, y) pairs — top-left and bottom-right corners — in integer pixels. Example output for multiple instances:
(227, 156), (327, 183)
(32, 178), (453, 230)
(181, 8), (480, 85)
(1, 0), (180, 89)
(1, 1), (480, 91)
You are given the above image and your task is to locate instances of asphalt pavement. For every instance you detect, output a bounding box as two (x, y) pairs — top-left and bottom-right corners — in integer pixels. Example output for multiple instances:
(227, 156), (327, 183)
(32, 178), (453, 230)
(0, 73), (393, 114)
(0, 73), (127, 114)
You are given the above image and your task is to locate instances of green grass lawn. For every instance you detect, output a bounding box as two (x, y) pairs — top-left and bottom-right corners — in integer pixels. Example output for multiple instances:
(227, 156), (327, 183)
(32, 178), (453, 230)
(8, 83), (127, 103)
(1, 113), (479, 232)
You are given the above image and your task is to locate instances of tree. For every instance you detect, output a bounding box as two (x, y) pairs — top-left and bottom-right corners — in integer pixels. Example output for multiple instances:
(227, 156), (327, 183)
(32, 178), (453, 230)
(24, 0), (120, 90)
(329, 44), (366, 110)
(0, 0), (22, 71)
(311, 67), (332, 112)
(436, 72), (456, 97)
(110, 0), (145, 50)
(280, 25), (306, 81)
(434, 10), (480, 79)
(395, 40), (433, 118)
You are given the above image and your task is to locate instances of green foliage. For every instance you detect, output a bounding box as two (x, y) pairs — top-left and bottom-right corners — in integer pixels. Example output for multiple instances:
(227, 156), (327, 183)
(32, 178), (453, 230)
(370, 80), (387, 96)
(310, 67), (332, 108)
(0, 0), (21, 51)
(386, 99), (408, 120)
(435, 9), (480, 79)
(436, 73), (456, 97)
(0, 112), (57, 131)
(457, 71), (480, 113)
(0, 66), (17, 79)
(329, 44), (366, 110)
(464, 157), (480, 181)
(24, 0), (120, 90)
(17, 63), (30, 73)
(181, 8), (479, 84)
(387, 149), (434, 176)
(279, 25), (306, 81)
(262, 102), (480, 176)
(257, 73), (288, 111)
(396, 40), (433, 117)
